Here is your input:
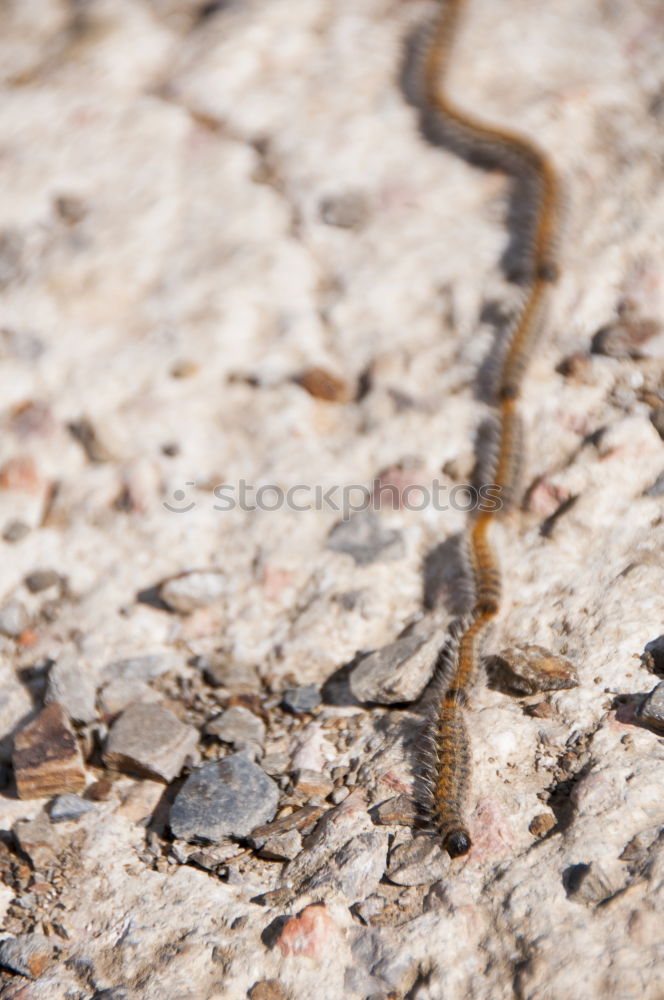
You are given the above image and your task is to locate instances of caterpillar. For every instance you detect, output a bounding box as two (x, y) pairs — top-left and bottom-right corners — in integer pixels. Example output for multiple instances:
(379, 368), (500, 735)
(415, 0), (561, 857)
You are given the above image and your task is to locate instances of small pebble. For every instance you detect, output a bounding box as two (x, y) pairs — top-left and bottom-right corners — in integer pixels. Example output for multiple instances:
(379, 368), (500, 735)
(281, 685), (321, 714)
(170, 754), (279, 842)
(0, 599), (29, 637)
(644, 471), (664, 497)
(650, 407), (664, 441)
(3, 519), (30, 542)
(637, 682), (664, 733)
(330, 786), (349, 804)
(526, 701), (554, 719)
(386, 838), (449, 886)
(103, 702), (198, 782)
(319, 190), (369, 229)
(0, 933), (54, 979)
(292, 769), (334, 800)
(564, 862), (616, 906)
(204, 705), (266, 754)
(258, 829), (302, 862)
(86, 777), (113, 801)
(642, 636), (664, 675)
(529, 813), (556, 838)
(490, 645), (578, 695)
(13, 703), (87, 799)
(24, 569), (60, 593)
(351, 895), (387, 924)
(371, 794), (416, 826)
(591, 317), (659, 358)
(349, 627), (438, 704)
(160, 570), (227, 613)
(248, 980), (288, 1000)
(48, 793), (95, 823)
(261, 753), (290, 776)
(103, 652), (178, 682)
(275, 903), (340, 959)
(67, 418), (113, 463)
(294, 367), (350, 402)
(45, 649), (97, 724)
(13, 810), (64, 870)
(326, 511), (405, 566)
(196, 652), (259, 691)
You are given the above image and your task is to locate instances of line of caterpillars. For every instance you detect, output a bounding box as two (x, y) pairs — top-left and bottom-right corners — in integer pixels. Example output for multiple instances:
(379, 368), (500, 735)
(417, 0), (561, 858)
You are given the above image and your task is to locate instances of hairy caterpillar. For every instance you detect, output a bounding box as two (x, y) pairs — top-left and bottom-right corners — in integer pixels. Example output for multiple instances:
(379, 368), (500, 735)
(414, 0), (561, 856)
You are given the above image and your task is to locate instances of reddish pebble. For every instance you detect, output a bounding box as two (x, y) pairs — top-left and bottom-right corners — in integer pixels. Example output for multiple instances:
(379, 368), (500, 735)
(0, 456), (40, 493)
(276, 903), (339, 959)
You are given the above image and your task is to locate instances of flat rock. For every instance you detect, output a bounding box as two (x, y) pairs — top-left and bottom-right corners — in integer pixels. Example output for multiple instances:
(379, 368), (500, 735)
(13, 811), (63, 870)
(637, 682), (664, 733)
(489, 645), (579, 695)
(292, 768), (334, 801)
(349, 626), (439, 704)
(169, 754), (279, 842)
(204, 705), (265, 753)
(0, 933), (54, 979)
(0, 599), (28, 637)
(48, 793), (95, 823)
(103, 702), (198, 782)
(45, 648), (97, 724)
(13, 703), (86, 799)
(160, 571), (227, 613)
(258, 829), (302, 861)
(282, 685), (321, 714)
(326, 511), (404, 566)
(386, 838), (450, 886)
(103, 653), (179, 683)
(196, 652), (259, 691)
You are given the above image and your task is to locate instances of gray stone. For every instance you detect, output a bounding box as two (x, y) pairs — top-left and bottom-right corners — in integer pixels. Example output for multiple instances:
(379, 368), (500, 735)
(196, 652), (259, 691)
(564, 862), (617, 906)
(204, 705), (265, 754)
(103, 653), (179, 683)
(371, 794), (416, 826)
(13, 811), (63, 869)
(0, 933), (54, 978)
(386, 838), (449, 886)
(282, 685), (321, 714)
(319, 190), (369, 229)
(644, 471), (664, 497)
(642, 636), (664, 675)
(0, 599), (28, 637)
(258, 829), (302, 861)
(103, 702), (198, 782)
(326, 511), (404, 566)
(98, 677), (159, 715)
(24, 569), (60, 593)
(169, 754), (279, 842)
(46, 648), (97, 724)
(638, 682), (664, 732)
(490, 644), (579, 695)
(349, 627), (439, 704)
(330, 830), (389, 899)
(160, 571), (227, 613)
(3, 519), (30, 542)
(49, 793), (95, 823)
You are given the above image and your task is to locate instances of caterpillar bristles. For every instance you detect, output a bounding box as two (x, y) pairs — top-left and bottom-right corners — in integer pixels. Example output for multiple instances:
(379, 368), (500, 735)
(410, 0), (561, 860)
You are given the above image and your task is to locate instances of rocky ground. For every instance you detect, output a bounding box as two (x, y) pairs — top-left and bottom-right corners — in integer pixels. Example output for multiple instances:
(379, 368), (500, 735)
(1, 0), (664, 998)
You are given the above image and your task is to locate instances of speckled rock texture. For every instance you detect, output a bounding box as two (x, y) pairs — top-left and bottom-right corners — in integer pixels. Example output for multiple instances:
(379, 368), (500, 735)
(1, 0), (664, 998)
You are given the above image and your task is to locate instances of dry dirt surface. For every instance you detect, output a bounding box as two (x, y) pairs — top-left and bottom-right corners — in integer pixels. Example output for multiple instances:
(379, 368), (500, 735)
(1, 1), (664, 998)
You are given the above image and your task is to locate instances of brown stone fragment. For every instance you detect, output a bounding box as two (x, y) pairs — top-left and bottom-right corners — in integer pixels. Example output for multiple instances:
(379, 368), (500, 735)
(490, 645), (578, 696)
(13, 703), (86, 799)
(248, 981), (288, 1000)
(294, 367), (350, 402)
(529, 813), (556, 838)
